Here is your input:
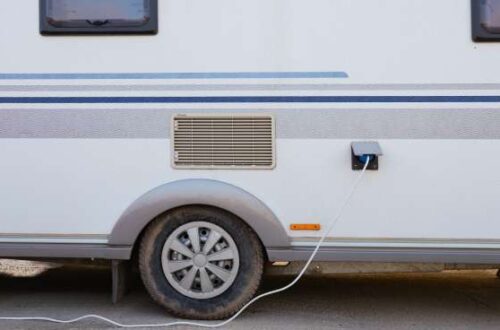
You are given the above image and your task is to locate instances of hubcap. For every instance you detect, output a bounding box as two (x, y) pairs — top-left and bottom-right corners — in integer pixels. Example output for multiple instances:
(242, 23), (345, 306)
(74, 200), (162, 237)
(193, 254), (207, 267)
(161, 221), (240, 299)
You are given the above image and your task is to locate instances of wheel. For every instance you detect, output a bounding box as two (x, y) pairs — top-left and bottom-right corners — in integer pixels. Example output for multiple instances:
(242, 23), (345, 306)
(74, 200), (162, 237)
(139, 206), (264, 320)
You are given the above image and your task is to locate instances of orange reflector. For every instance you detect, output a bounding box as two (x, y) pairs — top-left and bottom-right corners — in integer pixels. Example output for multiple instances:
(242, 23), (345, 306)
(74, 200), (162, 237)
(290, 224), (321, 231)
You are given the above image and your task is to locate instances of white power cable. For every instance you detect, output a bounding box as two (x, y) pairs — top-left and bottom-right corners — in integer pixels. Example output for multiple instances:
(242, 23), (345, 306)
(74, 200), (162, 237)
(0, 157), (371, 328)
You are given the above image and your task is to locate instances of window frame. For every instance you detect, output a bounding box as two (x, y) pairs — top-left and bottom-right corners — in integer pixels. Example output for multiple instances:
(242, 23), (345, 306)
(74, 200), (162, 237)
(472, 0), (500, 41)
(39, 0), (158, 35)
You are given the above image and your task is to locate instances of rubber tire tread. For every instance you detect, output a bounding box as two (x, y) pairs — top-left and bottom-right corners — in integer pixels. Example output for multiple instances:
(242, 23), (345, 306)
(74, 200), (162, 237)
(139, 206), (264, 320)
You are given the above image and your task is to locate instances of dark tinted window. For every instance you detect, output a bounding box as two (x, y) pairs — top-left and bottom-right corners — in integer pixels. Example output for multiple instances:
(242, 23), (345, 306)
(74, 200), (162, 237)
(40, 0), (158, 35)
(473, 0), (500, 41)
(480, 0), (500, 33)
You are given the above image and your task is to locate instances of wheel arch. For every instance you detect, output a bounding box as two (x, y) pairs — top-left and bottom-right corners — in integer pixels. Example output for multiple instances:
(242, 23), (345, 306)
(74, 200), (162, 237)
(109, 179), (290, 250)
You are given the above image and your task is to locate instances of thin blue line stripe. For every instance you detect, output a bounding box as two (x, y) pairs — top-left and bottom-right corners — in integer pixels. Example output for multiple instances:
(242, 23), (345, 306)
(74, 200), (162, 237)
(0, 72), (348, 80)
(1, 96), (500, 103)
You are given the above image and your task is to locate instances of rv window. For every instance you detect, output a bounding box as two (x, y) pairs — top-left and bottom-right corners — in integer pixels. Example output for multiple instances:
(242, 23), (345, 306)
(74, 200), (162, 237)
(472, 0), (500, 41)
(40, 0), (158, 35)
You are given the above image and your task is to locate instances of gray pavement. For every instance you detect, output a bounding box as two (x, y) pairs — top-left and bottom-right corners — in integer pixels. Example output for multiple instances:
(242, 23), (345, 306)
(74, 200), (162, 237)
(0, 260), (499, 329)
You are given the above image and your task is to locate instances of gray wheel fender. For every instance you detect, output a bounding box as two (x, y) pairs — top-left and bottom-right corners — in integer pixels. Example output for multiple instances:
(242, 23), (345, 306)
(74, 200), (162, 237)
(109, 179), (290, 249)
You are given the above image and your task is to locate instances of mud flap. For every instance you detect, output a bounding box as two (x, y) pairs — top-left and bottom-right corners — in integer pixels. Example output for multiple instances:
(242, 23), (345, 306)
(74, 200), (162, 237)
(111, 260), (131, 304)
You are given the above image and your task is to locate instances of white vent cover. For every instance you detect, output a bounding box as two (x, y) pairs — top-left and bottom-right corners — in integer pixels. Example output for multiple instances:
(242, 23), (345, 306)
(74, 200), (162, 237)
(172, 114), (275, 169)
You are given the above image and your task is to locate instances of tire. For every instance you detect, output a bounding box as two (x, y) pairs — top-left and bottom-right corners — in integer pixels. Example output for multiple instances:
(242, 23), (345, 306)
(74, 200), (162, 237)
(139, 206), (264, 320)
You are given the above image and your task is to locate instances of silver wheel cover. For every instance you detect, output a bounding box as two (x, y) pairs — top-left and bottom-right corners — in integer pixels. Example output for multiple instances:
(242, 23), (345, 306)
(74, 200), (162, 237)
(161, 221), (240, 299)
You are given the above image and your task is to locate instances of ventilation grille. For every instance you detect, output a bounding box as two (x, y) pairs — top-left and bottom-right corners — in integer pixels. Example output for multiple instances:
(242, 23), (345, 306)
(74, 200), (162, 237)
(172, 114), (275, 169)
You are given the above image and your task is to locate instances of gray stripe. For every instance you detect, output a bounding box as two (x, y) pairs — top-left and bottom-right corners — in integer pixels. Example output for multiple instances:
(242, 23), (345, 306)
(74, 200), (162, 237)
(2, 83), (500, 92)
(293, 237), (500, 244)
(267, 247), (500, 264)
(1, 108), (500, 139)
(0, 243), (131, 260)
(0, 233), (108, 240)
(0, 72), (348, 80)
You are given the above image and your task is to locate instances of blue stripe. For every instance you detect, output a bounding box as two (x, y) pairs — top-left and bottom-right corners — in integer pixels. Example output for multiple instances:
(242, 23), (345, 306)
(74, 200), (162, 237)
(0, 72), (348, 80)
(1, 96), (500, 104)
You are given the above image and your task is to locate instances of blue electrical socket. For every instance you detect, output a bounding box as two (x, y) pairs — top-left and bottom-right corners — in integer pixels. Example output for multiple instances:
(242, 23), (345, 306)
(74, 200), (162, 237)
(351, 141), (383, 171)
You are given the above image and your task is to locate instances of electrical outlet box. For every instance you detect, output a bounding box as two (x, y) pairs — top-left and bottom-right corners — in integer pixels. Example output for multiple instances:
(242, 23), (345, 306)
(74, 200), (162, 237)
(351, 141), (383, 171)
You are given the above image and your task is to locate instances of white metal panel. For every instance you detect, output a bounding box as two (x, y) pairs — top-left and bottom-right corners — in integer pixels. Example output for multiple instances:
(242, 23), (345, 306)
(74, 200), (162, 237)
(0, 0), (499, 84)
(1, 138), (500, 246)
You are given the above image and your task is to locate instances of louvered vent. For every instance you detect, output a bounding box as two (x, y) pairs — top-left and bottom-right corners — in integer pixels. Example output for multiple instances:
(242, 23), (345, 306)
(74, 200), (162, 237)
(172, 114), (275, 169)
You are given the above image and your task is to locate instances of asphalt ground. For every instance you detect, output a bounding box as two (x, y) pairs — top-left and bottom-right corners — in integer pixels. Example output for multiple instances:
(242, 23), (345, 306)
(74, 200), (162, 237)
(0, 260), (499, 330)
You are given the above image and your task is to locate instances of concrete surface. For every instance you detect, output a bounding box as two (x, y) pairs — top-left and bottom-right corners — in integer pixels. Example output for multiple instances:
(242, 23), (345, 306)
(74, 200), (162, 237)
(0, 260), (499, 329)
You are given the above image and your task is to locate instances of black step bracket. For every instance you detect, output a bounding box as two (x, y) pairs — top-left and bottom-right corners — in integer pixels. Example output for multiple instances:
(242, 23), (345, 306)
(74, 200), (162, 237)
(351, 141), (383, 171)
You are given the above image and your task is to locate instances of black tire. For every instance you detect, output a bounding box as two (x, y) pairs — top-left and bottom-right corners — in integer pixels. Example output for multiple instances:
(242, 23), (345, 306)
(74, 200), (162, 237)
(138, 206), (264, 320)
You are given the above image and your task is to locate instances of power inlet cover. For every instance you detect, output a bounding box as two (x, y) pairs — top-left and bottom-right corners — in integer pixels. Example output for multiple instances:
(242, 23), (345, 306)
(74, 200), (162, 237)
(351, 141), (383, 171)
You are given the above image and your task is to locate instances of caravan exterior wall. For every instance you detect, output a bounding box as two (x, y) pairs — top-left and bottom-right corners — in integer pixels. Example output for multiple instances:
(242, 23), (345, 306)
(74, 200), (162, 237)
(1, 0), (500, 319)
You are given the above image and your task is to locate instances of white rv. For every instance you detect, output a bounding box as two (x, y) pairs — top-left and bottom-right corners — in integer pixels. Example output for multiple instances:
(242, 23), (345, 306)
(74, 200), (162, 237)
(1, 0), (500, 319)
